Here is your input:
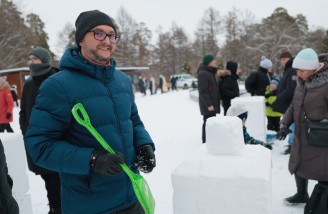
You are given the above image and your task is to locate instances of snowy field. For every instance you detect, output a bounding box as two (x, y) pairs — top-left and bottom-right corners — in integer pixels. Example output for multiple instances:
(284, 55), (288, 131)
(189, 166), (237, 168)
(2, 89), (316, 213)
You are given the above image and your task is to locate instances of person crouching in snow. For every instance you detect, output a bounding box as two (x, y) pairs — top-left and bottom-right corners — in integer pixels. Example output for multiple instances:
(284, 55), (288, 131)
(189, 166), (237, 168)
(227, 104), (272, 150)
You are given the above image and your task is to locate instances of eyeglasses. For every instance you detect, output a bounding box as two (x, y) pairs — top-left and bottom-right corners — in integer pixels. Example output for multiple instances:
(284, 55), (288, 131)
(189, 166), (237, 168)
(88, 30), (120, 44)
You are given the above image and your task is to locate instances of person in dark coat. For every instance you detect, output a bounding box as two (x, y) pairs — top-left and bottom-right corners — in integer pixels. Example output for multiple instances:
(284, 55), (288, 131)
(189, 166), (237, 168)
(0, 139), (19, 214)
(219, 61), (240, 115)
(272, 51), (297, 155)
(24, 10), (155, 214)
(245, 56), (273, 96)
(19, 47), (61, 214)
(197, 54), (220, 143)
(277, 48), (328, 209)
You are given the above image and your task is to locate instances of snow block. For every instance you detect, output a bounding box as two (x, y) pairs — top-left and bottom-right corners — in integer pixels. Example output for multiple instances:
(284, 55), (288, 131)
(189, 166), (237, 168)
(2, 134), (33, 214)
(206, 116), (245, 156)
(231, 96), (266, 142)
(172, 145), (272, 214)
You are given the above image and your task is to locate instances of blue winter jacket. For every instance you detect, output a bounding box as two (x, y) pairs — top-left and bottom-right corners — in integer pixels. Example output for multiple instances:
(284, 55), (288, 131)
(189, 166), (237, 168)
(24, 46), (154, 213)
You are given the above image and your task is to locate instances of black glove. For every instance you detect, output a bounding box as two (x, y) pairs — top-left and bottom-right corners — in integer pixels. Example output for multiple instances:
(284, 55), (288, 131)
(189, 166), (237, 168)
(276, 127), (292, 140)
(136, 145), (156, 173)
(6, 113), (12, 119)
(90, 151), (125, 176)
(258, 141), (273, 150)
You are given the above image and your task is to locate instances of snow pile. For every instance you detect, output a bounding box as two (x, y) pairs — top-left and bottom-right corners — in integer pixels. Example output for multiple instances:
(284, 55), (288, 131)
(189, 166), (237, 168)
(206, 115), (245, 155)
(172, 114), (272, 214)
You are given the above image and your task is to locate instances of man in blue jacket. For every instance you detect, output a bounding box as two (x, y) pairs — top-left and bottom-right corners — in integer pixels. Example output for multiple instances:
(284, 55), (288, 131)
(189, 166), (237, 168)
(24, 10), (156, 214)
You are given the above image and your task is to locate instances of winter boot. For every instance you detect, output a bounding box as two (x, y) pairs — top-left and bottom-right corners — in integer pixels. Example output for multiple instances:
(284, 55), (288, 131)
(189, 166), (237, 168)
(281, 145), (291, 155)
(284, 174), (309, 205)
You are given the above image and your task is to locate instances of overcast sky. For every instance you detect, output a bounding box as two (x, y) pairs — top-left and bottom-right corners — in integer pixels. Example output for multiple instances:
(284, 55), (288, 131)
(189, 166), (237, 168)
(14, 0), (328, 56)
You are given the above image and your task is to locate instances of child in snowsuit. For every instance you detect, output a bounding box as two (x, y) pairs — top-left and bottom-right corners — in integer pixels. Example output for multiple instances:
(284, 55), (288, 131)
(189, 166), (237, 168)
(227, 104), (272, 150)
(265, 77), (282, 132)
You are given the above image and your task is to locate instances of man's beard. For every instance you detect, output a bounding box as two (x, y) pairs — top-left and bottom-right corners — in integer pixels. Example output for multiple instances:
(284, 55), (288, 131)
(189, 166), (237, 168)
(84, 46), (110, 65)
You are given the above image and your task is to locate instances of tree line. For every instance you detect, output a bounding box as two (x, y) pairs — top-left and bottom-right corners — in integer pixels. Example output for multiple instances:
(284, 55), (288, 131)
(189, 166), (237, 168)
(1, 0), (328, 80)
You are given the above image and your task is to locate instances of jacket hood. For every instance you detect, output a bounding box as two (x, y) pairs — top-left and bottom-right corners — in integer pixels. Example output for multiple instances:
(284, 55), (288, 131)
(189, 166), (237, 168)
(59, 46), (116, 82)
(305, 61), (328, 89)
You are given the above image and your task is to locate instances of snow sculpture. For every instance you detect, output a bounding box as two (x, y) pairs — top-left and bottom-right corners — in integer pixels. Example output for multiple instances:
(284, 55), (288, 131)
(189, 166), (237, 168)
(231, 96), (266, 142)
(172, 113), (272, 214)
(206, 115), (245, 156)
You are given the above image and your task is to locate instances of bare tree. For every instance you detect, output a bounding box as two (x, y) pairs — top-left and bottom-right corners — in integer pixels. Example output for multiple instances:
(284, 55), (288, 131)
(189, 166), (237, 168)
(56, 23), (75, 57)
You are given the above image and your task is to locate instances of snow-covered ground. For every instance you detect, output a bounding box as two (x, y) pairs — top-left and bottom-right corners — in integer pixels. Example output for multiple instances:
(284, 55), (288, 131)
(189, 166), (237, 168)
(2, 90), (316, 213)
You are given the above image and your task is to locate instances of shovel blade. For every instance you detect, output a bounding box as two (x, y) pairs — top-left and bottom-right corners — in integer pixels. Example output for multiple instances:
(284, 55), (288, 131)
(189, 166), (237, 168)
(132, 173), (155, 214)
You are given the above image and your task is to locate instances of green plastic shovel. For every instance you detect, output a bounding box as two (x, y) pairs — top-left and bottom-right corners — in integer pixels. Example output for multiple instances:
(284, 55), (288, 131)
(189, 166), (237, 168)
(71, 103), (155, 214)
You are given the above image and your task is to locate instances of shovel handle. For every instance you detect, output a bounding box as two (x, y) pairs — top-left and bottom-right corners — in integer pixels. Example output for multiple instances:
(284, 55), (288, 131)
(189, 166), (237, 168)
(71, 103), (135, 176)
(71, 103), (115, 154)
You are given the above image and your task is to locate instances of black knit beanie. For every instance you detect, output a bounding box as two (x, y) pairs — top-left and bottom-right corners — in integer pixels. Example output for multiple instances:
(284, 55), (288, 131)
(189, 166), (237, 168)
(28, 47), (52, 77)
(75, 10), (117, 45)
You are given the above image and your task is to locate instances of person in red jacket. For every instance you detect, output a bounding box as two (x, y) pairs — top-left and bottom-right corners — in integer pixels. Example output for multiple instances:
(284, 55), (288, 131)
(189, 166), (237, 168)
(0, 80), (14, 132)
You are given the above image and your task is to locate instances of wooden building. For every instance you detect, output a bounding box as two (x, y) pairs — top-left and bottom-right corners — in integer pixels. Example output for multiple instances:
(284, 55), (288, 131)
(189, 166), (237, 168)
(0, 67), (30, 99)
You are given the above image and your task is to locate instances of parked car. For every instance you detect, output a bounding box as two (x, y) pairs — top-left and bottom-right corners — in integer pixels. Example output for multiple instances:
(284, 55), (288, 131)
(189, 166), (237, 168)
(172, 73), (197, 89)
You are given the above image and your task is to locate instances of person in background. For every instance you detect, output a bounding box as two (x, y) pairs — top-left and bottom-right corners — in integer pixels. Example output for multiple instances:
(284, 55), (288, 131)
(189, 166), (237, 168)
(170, 75), (178, 91)
(24, 10), (156, 214)
(0, 139), (19, 214)
(149, 76), (156, 95)
(158, 75), (167, 93)
(245, 56), (273, 96)
(219, 61), (240, 115)
(138, 76), (146, 95)
(227, 103), (272, 150)
(197, 54), (220, 143)
(272, 51), (297, 155)
(10, 85), (18, 107)
(265, 77), (282, 132)
(0, 81), (14, 133)
(19, 47), (61, 214)
(277, 48), (328, 208)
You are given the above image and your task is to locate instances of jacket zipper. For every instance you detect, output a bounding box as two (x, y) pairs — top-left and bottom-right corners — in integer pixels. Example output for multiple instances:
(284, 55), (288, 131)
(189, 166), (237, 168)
(101, 69), (130, 202)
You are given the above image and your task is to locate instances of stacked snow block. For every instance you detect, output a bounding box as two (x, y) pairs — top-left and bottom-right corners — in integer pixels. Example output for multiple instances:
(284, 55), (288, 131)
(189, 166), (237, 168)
(231, 96), (266, 142)
(3, 135), (33, 214)
(172, 116), (272, 214)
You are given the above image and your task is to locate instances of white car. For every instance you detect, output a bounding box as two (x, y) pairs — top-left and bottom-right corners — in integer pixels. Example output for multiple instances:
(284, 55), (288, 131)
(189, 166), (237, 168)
(173, 74), (197, 89)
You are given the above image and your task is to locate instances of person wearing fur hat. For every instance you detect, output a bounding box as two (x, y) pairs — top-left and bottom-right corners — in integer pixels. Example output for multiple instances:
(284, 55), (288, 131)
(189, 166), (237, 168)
(0, 81), (14, 133)
(24, 10), (155, 214)
(19, 47), (61, 213)
(245, 56), (273, 96)
(226, 103), (272, 150)
(197, 54), (220, 143)
(219, 61), (241, 115)
(276, 48), (328, 211)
